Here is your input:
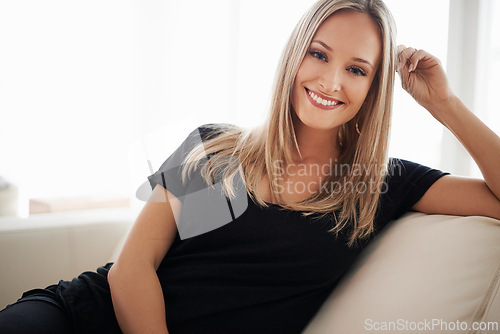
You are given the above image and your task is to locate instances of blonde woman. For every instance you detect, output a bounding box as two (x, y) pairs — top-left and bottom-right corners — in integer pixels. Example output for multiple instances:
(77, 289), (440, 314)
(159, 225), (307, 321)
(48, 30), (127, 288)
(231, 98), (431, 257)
(1, 0), (499, 333)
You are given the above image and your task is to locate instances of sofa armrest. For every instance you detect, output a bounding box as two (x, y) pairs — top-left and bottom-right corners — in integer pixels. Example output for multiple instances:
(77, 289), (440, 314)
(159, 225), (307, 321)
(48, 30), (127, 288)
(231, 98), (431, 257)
(0, 208), (133, 309)
(305, 212), (500, 334)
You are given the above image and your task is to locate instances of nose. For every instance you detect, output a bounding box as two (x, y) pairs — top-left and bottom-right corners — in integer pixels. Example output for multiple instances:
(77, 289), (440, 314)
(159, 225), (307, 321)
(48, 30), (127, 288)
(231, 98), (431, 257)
(319, 65), (342, 94)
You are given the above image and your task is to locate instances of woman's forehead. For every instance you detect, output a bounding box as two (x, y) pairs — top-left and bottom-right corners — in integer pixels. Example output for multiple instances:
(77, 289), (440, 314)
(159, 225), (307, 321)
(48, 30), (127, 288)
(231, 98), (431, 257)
(313, 10), (382, 67)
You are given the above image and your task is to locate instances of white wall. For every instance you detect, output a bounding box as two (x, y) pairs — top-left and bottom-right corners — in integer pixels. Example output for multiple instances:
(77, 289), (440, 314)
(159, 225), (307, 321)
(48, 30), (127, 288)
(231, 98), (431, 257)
(0, 0), (497, 209)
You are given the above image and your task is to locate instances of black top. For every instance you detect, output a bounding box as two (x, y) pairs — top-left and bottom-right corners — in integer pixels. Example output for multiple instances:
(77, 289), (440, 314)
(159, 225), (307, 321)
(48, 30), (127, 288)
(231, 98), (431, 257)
(19, 123), (449, 334)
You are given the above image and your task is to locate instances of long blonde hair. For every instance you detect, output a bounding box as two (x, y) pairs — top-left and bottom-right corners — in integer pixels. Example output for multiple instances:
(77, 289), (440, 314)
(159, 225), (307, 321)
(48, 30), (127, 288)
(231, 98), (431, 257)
(182, 0), (397, 247)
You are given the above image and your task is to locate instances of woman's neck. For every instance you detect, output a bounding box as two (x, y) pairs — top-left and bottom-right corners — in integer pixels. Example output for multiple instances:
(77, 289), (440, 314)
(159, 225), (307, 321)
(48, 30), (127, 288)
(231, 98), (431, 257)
(292, 115), (341, 164)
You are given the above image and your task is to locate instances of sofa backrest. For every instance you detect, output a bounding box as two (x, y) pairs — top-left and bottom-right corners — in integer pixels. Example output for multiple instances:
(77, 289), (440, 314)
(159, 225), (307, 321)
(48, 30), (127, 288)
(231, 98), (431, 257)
(304, 212), (500, 334)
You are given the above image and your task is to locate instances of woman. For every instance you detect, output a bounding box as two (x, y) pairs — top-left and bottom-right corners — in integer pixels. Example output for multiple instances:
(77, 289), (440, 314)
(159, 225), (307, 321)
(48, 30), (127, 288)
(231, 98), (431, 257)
(1, 0), (499, 333)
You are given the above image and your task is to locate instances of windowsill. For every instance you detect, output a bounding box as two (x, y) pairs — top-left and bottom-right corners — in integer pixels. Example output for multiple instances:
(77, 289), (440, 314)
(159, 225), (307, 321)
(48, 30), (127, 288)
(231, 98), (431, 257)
(29, 197), (130, 214)
(0, 206), (134, 232)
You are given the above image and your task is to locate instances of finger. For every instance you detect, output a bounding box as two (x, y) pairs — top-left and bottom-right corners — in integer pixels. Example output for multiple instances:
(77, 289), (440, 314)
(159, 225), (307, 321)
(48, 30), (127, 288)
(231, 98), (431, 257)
(397, 46), (416, 72)
(400, 47), (416, 65)
(398, 65), (410, 92)
(396, 47), (417, 91)
(396, 44), (406, 56)
(396, 45), (406, 71)
(408, 49), (428, 72)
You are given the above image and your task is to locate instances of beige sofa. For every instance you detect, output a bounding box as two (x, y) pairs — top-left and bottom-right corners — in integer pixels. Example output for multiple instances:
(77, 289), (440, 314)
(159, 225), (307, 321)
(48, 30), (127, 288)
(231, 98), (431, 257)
(0, 207), (133, 309)
(305, 212), (500, 334)
(1, 210), (499, 333)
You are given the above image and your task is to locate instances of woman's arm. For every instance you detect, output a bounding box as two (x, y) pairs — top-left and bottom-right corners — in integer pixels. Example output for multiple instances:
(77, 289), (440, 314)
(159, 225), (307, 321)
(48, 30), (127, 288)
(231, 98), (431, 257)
(108, 184), (181, 333)
(396, 46), (500, 219)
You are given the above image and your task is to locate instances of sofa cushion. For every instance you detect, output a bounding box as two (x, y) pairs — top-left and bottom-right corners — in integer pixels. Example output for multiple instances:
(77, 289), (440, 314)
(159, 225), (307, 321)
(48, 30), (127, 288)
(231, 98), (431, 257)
(0, 208), (133, 309)
(304, 212), (500, 334)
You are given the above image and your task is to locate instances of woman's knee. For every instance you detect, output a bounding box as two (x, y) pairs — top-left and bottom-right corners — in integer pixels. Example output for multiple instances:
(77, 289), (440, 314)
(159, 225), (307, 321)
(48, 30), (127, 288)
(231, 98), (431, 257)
(0, 300), (72, 334)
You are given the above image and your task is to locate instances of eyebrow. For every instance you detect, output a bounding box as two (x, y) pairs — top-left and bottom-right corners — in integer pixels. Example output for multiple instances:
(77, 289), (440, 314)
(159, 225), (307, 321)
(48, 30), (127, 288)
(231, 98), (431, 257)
(311, 40), (374, 69)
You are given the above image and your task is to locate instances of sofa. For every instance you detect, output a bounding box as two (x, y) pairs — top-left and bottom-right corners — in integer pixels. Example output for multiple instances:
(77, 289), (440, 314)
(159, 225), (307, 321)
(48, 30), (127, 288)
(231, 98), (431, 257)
(1, 209), (499, 333)
(304, 212), (500, 334)
(0, 207), (134, 310)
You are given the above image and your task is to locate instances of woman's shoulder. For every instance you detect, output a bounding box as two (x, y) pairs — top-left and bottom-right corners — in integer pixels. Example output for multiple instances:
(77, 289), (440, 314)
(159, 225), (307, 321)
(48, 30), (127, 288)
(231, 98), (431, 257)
(386, 158), (449, 182)
(373, 158), (450, 229)
(195, 122), (243, 141)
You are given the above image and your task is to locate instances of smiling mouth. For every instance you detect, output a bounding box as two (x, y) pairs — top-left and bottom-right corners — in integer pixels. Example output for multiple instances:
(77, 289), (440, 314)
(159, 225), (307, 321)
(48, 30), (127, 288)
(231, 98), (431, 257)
(305, 88), (344, 110)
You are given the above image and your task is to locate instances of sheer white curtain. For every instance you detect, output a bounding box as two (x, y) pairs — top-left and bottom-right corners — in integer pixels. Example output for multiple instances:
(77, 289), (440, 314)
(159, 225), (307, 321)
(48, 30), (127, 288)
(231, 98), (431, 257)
(3, 0), (494, 215)
(0, 1), (136, 213)
(468, 0), (500, 177)
(384, 0), (449, 169)
(438, 0), (499, 178)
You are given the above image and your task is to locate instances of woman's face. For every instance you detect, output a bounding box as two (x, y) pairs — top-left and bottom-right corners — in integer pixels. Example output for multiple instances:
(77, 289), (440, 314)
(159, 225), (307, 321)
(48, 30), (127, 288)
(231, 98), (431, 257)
(291, 10), (382, 132)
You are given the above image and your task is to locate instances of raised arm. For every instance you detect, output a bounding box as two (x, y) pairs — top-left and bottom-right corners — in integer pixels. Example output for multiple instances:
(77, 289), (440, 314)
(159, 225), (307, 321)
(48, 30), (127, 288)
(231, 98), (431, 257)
(396, 45), (500, 219)
(108, 184), (181, 333)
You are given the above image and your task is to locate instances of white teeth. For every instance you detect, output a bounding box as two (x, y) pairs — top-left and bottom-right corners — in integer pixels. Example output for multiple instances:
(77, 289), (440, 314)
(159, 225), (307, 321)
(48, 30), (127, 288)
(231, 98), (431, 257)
(307, 89), (340, 106)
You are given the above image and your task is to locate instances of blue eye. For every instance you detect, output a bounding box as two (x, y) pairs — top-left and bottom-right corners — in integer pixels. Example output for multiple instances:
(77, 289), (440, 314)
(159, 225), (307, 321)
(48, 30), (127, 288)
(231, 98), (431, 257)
(309, 50), (327, 62)
(348, 66), (367, 77)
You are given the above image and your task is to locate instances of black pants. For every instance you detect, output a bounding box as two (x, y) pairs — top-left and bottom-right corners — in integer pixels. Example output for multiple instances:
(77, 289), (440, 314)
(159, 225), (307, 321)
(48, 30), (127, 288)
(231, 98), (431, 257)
(1, 264), (123, 333)
(0, 300), (73, 334)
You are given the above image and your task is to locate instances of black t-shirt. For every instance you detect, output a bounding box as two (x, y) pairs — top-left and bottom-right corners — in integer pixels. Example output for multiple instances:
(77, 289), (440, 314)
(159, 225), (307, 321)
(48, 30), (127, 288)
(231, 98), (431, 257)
(146, 123), (449, 333)
(18, 123), (449, 334)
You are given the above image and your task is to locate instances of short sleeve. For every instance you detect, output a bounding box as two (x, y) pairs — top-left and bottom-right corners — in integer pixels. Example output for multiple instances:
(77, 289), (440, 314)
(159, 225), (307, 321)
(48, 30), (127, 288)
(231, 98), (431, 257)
(146, 123), (249, 240)
(375, 158), (450, 230)
(147, 124), (225, 198)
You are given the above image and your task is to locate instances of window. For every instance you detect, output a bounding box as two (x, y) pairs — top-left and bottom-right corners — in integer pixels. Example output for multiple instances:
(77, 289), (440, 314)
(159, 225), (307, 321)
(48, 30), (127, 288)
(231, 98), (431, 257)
(469, 0), (500, 177)
(0, 0), (495, 217)
(0, 0), (136, 216)
(384, 0), (449, 169)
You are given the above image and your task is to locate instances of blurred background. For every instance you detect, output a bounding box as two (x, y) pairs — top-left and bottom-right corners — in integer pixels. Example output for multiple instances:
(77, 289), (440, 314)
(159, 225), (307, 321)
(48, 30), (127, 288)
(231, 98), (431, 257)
(0, 0), (498, 216)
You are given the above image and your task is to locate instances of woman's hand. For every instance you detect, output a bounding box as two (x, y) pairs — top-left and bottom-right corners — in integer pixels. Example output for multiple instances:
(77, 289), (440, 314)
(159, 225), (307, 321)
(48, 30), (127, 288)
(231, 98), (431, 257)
(396, 45), (455, 124)
(396, 46), (500, 218)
